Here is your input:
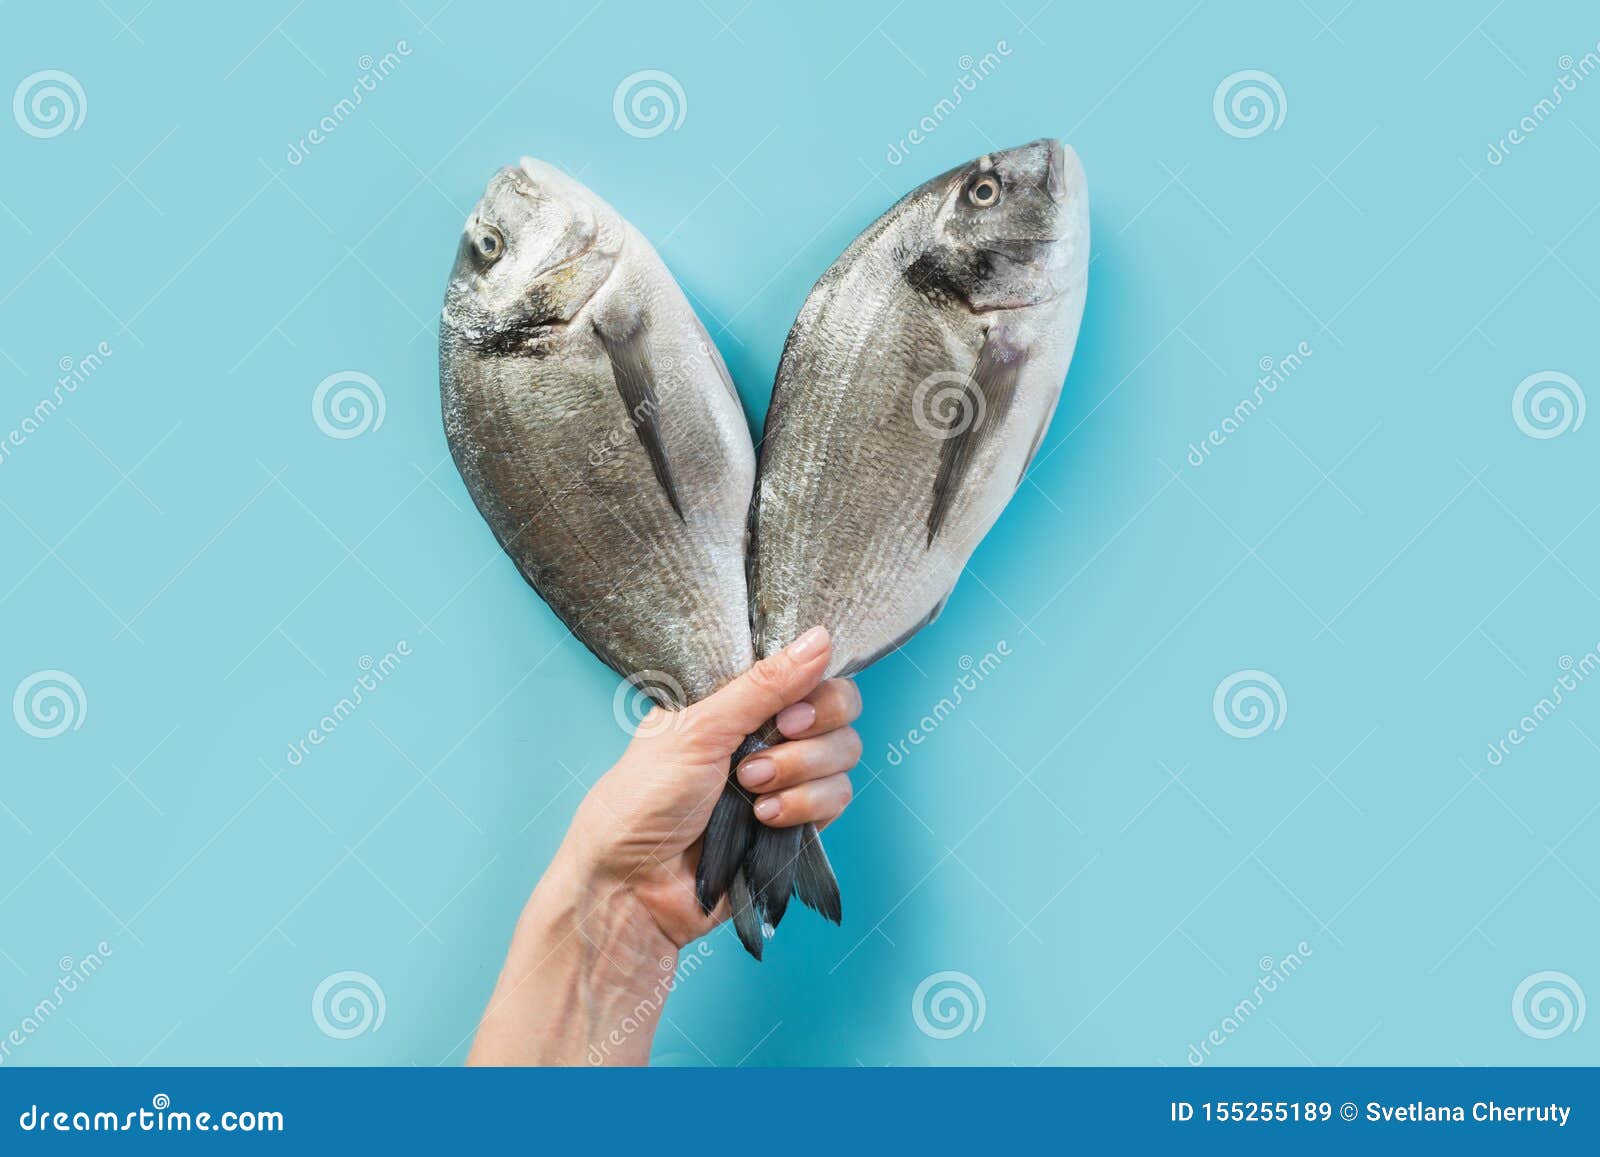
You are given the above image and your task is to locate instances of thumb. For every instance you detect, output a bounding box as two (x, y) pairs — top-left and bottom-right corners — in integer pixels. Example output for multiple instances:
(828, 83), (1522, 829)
(686, 626), (832, 746)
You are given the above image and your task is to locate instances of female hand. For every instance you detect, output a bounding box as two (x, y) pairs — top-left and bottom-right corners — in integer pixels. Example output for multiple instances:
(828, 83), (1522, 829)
(572, 624), (862, 945)
(469, 626), (862, 1065)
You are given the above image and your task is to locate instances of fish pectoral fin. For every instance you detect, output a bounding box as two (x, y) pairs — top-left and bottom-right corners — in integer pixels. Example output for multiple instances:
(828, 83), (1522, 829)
(1015, 385), (1061, 488)
(692, 313), (741, 407)
(926, 325), (1028, 547)
(594, 309), (685, 521)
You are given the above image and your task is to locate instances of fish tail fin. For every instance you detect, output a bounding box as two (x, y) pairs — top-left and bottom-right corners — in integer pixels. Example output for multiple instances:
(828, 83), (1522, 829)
(694, 775), (756, 916)
(694, 731), (845, 959)
(742, 819), (843, 931)
(743, 822), (803, 931)
(796, 822), (842, 923)
(727, 867), (764, 960)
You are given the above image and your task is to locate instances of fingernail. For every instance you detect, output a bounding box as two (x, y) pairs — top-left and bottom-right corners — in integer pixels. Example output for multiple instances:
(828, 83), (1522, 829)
(738, 758), (776, 789)
(787, 625), (828, 660)
(775, 702), (816, 737)
(754, 796), (780, 821)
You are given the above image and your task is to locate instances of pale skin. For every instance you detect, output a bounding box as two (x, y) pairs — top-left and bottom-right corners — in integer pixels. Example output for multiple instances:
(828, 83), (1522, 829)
(468, 626), (861, 1066)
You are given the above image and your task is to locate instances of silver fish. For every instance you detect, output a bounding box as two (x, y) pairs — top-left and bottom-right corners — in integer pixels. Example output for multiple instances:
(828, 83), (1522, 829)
(439, 159), (755, 727)
(695, 139), (1090, 947)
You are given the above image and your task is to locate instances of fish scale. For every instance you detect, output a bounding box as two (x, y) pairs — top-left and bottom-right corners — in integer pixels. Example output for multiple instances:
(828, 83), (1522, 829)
(439, 158), (756, 721)
(440, 147), (1088, 962)
(694, 139), (1090, 953)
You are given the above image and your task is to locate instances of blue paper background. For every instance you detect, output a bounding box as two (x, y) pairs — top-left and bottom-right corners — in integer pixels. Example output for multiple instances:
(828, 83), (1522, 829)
(2, 0), (1598, 1067)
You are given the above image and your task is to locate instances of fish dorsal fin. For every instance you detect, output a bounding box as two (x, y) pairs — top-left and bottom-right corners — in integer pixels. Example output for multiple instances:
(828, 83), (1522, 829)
(595, 309), (685, 521)
(926, 326), (1027, 546)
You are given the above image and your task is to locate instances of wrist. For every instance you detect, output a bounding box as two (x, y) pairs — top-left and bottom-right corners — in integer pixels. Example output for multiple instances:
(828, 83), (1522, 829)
(468, 836), (678, 1066)
(559, 795), (688, 948)
(537, 834), (681, 974)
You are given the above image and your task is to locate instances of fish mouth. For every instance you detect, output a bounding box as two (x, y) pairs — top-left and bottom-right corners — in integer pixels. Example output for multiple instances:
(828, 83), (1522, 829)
(1046, 139), (1067, 202)
(980, 236), (1062, 259)
(470, 163), (611, 283)
(485, 164), (537, 203)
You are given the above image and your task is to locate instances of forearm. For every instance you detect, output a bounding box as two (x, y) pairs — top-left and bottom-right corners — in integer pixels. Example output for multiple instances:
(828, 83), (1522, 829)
(467, 844), (680, 1066)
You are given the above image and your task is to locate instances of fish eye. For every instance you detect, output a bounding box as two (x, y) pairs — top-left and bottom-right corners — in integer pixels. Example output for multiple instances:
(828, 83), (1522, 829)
(966, 174), (1002, 208)
(473, 225), (504, 264)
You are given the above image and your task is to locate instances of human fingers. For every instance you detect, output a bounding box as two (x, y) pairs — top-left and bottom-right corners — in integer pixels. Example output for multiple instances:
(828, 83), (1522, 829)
(751, 771), (854, 829)
(773, 678), (862, 740)
(681, 627), (831, 748)
(736, 726), (861, 795)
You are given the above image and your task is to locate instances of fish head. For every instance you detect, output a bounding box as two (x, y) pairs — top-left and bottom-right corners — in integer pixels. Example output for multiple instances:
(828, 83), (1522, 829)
(442, 159), (620, 334)
(907, 139), (1088, 313)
